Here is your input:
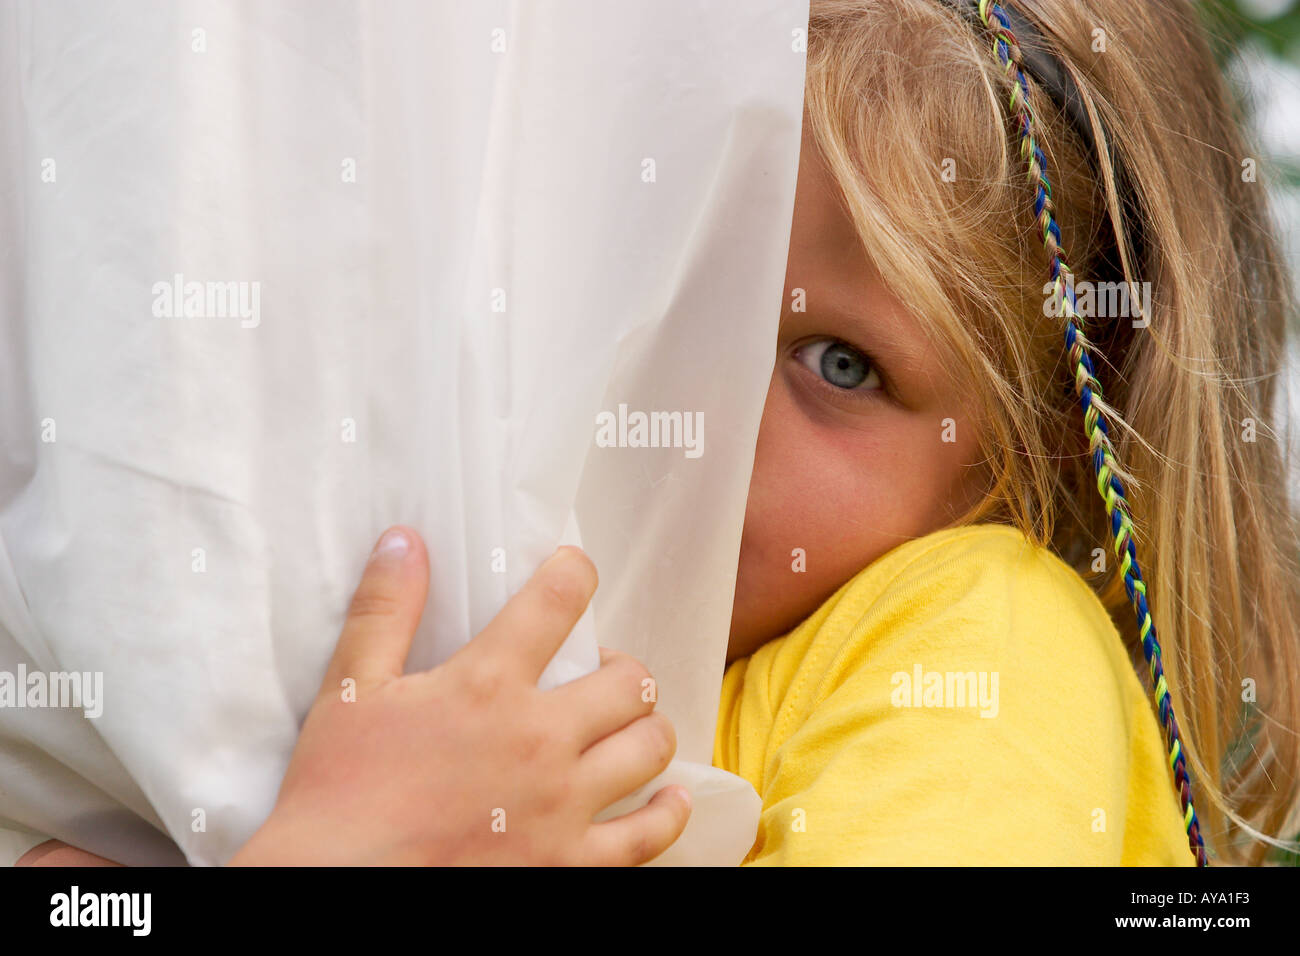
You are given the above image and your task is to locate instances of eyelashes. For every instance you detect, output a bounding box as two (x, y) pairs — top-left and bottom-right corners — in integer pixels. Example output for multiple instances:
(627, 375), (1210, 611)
(793, 338), (884, 394)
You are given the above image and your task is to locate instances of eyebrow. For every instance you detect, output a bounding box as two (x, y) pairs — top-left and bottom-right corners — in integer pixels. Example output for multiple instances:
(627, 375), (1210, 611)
(784, 288), (931, 377)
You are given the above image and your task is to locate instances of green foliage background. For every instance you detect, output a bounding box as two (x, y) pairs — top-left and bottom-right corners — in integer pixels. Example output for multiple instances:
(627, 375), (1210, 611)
(1202, 0), (1300, 186)
(1198, 0), (1300, 865)
(1210, 0), (1300, 59)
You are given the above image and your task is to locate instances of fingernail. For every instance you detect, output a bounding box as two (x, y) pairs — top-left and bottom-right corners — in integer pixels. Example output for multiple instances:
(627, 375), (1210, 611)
(541, 545), (571, 569)
(372, 528), (410, 561)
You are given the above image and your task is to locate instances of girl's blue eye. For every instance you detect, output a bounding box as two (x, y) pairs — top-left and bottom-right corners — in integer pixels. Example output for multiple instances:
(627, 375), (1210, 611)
(797, 339), (882, 391)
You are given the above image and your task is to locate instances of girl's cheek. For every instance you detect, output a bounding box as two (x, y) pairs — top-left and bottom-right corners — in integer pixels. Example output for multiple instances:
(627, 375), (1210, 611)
(788, 423), (920, 569)
(758, 379), (919, 542)
(732, 368), (982, 655)
(739, 396), (916, 608)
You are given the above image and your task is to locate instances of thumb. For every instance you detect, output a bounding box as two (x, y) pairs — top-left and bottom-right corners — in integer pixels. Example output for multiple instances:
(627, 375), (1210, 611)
(320, 526), (430, 700)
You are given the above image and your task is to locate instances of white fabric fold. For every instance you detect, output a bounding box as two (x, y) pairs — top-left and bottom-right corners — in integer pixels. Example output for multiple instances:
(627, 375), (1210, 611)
(0, 0), (807, 865)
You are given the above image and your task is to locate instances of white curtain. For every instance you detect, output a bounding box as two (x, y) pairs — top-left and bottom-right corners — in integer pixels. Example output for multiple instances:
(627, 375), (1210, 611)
(0, 0), (807, 865)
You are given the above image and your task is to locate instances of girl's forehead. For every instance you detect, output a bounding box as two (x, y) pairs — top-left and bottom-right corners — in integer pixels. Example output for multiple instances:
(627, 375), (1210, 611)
(791, 125), (861, 265)
(786, 135), (931, 374)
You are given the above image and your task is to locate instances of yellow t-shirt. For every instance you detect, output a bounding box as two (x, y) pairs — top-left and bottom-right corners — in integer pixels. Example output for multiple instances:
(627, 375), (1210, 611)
(713, 523), (1195, 865)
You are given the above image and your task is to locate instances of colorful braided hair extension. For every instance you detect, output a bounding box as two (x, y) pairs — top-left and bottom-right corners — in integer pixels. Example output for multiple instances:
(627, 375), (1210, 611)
(937, 0), (1209, 866)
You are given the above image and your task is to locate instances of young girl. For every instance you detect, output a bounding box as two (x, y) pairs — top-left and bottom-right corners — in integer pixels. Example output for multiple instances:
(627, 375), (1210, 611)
(713, 0), (1300, 866)
(19, 0), (1300, 867)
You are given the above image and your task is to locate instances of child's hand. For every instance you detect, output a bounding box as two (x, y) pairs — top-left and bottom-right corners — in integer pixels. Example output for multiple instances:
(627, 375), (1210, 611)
(230, 527), (689, 866)
(15, 841), (121, 866)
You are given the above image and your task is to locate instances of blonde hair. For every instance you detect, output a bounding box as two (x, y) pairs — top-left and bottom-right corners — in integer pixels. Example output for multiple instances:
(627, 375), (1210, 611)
(805, 0), (1300, 864)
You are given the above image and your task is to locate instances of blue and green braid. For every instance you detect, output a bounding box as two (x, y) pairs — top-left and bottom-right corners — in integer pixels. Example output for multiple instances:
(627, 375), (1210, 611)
(954, 0), (1209, 865)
